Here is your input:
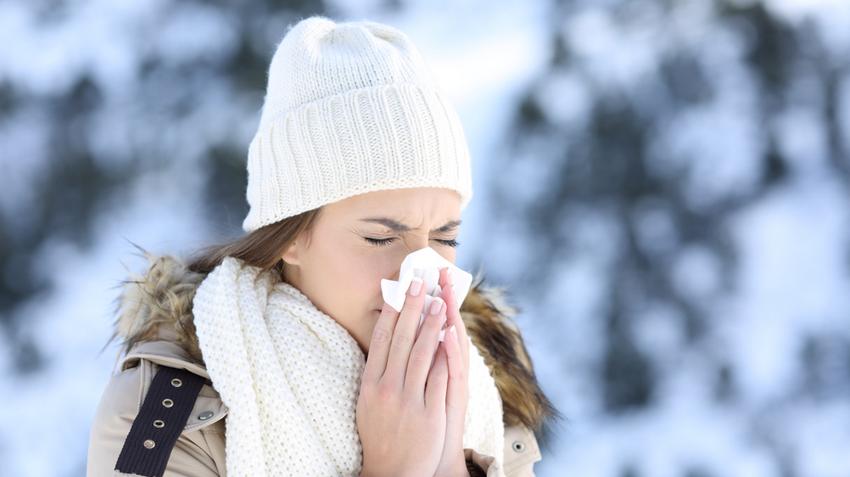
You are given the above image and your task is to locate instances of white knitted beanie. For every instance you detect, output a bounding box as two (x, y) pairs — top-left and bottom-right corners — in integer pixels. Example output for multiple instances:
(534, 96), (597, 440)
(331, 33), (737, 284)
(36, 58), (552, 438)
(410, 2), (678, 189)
(242, 15), (474, 232)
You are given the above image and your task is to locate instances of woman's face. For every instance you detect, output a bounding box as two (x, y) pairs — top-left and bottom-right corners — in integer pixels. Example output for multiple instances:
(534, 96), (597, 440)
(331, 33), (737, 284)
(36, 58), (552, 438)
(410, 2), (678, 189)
(281, 187), (462, 356)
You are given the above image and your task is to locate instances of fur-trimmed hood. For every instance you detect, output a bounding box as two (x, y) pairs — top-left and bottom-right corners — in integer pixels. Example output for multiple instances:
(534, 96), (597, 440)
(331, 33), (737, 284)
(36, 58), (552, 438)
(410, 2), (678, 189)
(105, 250), (559, 438)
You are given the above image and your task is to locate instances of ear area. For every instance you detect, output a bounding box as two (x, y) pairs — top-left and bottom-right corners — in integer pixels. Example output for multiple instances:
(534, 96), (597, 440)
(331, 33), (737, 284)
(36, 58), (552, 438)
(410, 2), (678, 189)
(280, 239), (301, 266)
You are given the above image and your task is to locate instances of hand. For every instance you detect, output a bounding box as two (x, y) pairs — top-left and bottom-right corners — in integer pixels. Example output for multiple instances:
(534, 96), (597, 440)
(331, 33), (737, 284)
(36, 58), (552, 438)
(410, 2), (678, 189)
(433, 267), (472, 477)
(357, 277), (451, 477)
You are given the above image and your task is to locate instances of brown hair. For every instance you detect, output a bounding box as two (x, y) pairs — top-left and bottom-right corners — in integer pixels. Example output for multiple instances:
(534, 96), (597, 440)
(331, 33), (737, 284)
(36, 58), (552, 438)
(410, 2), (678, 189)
(184, 207), (323, 278)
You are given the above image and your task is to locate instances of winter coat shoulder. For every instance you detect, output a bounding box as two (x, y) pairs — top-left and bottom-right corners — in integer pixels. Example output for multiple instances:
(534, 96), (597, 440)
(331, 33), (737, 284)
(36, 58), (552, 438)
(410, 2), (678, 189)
(86, 253), (558, 476)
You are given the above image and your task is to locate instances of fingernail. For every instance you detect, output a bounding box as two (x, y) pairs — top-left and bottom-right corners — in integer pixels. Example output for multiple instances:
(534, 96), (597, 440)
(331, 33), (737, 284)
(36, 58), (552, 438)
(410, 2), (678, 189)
(449, 325), (457, 339)
(430, 297), (444, 315)
(409, 277), (423, 296)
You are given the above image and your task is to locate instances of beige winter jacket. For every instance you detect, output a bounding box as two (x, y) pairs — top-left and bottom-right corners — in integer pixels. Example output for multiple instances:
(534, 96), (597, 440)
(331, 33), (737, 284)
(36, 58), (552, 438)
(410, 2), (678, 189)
(86, 253), (558, 476)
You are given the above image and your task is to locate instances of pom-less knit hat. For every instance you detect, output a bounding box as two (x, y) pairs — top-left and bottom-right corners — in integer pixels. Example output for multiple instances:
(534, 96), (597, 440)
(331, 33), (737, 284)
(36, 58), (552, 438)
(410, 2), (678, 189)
(242, 15), (474, 233)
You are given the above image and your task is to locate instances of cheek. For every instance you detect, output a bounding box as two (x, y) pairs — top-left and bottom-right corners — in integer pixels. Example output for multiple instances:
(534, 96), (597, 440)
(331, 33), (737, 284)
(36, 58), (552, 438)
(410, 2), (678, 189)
(349, 255), (390, 305)
(322, 241), (397, 316)
(335, 265), (385, 325)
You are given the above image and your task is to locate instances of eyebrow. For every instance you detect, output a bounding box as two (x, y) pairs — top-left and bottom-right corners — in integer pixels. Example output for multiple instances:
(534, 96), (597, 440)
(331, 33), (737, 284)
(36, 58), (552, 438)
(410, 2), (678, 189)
(359, 217), (462, 233)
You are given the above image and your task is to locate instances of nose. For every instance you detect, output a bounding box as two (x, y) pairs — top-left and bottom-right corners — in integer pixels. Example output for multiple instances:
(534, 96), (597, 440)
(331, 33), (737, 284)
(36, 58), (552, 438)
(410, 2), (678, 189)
(403, 235), (431, 253)
(382, 239), (430, 282)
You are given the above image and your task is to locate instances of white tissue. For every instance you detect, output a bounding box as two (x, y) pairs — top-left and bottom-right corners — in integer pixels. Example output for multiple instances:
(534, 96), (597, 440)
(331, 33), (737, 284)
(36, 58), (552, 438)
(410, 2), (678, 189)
(380, 246), (473, 342)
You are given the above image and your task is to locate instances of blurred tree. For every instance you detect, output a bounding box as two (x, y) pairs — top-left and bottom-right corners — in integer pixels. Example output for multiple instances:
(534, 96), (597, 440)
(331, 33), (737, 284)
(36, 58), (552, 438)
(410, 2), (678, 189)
(476, 0), (850, 473)
(0, 0), (332, 374)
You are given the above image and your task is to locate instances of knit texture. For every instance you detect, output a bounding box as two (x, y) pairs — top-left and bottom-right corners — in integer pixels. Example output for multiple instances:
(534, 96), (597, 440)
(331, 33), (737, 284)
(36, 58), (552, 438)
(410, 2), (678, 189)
(192, 256), (505, 476)
(242, 15), (474, 232)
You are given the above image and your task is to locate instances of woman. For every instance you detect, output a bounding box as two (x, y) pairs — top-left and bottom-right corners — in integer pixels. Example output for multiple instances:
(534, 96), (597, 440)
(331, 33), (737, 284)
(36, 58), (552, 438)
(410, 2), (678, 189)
(87, 15), (559, 477)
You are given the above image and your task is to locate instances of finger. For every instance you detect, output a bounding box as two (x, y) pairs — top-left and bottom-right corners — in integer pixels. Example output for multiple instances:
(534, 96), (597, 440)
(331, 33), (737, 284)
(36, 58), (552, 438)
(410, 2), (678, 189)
(443, 326), (468, 410)
(438, 267), (459, 326)
(383, 276), (427, 387)
(425, 340), (449, 414)
(439, 268), (469, 367)
(362, 302), (400, 384)
(403, 297), (447, 402)
(454, 309), (470, 370)
(442, 326), (468, 451)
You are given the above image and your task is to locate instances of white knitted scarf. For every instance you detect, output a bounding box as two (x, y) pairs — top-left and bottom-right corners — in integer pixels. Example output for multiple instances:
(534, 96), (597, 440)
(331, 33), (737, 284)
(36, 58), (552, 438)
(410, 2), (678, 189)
(192, 256), (505, 476)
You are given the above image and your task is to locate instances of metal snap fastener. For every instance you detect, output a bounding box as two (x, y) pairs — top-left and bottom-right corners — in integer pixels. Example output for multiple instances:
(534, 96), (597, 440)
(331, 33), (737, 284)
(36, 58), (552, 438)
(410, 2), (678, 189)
(143, 439), (156, 449)
(512, 440), (526, 453)
(162, 398), (174, 408)
(153, 419), (165, 428)
(198, 410), (214, 421)
(171, 378), (183, 387)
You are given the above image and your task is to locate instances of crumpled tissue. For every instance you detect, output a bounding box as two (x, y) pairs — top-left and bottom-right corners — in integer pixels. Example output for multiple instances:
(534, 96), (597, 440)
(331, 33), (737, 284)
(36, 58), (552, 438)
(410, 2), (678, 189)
(380, 246), (473, 341)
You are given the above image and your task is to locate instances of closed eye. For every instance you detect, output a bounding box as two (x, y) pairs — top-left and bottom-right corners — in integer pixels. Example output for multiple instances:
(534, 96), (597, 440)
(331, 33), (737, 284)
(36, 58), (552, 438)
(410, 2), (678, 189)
(365, 237), (460, 248)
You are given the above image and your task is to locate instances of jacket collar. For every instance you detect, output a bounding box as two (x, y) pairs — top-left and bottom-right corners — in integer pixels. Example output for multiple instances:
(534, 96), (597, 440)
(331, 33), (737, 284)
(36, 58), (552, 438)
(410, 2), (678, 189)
(107, 251), (558, 433)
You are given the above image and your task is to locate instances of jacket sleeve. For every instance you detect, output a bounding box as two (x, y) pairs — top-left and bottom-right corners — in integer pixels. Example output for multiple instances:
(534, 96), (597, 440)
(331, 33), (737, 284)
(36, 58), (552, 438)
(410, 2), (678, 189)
(465, 447), (541, 477)
(465, 447), (499, 476)
(86, 364), (221, 477)
(464, 424), (543, 477)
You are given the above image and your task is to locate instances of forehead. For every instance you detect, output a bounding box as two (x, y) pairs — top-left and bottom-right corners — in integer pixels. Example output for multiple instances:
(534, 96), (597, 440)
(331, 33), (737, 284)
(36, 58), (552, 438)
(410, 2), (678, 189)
(329, 188), (461, 214)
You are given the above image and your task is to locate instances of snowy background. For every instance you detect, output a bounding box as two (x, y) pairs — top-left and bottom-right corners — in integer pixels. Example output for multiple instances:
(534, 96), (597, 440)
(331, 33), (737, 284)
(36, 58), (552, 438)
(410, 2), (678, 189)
(2, 0), (849, 476)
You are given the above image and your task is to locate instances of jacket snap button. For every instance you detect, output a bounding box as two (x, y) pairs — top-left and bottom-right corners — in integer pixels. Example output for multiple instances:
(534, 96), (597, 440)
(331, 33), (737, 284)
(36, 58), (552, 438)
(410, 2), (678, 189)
(512, 440), (525, 453)
(143, 439), (156, 449)
(171, 378), (183, 387)
(198, 411), (214, 421)
(153, 419), (165, 428)
(162, 398), (174, 408)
